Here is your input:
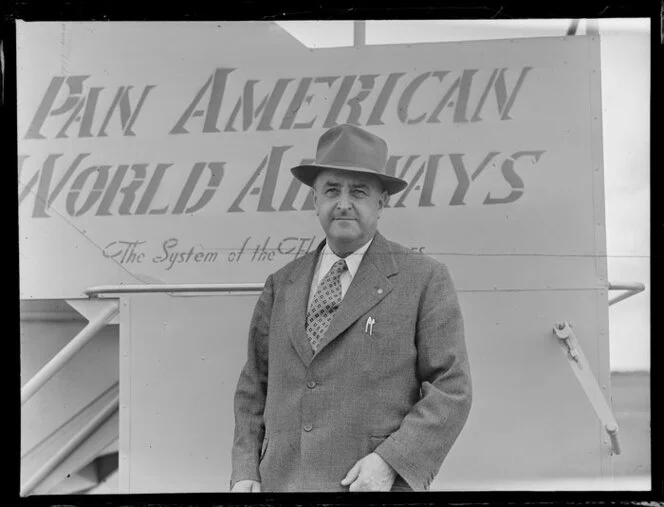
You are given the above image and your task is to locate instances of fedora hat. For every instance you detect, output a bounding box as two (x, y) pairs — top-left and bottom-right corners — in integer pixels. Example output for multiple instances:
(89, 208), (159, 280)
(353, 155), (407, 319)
(291, 124), (408, 195)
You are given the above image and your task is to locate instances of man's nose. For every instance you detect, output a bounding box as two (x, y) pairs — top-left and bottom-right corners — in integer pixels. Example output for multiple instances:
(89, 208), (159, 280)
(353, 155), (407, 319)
(336, 191), (352, 210)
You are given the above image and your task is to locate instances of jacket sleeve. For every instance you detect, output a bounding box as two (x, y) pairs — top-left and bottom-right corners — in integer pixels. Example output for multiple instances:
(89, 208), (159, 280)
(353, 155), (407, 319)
(230, 274), (274, 489)
(374, 262), (472, 491)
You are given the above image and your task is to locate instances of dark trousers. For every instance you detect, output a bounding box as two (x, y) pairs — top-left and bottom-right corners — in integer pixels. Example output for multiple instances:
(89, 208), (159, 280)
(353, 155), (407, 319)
(390, 475), (414, 492)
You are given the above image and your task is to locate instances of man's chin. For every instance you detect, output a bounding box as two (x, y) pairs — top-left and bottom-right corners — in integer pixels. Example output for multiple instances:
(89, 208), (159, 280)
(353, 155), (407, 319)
(326, 228), (361, 244)
(329, 221), (357, 234)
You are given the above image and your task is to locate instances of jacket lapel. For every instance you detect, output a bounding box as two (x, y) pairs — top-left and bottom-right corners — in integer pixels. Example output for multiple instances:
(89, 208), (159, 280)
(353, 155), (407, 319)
(315, 232), (399, 355)
(286, 241), (324, 367)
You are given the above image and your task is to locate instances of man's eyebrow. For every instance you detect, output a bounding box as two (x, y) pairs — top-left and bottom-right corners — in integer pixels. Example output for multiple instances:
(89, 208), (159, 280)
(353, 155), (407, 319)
(319, 180), (371, 189)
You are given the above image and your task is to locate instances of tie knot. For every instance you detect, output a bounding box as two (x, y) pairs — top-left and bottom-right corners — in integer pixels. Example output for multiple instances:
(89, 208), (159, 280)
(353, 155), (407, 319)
(330, 259), (347, 277)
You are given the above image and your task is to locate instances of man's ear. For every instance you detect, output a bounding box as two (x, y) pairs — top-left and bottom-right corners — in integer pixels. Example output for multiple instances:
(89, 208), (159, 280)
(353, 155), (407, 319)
(379, 190), (389, 210)
(311, 187), (319, 215)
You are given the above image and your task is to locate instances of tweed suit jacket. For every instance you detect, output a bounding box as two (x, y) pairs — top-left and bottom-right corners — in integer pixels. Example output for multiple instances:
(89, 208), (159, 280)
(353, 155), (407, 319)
(231, 232), (472, 492)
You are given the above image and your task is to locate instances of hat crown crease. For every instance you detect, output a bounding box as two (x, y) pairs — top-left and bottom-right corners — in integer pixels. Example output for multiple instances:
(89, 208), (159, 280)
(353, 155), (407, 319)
(316, 127), (386, 173)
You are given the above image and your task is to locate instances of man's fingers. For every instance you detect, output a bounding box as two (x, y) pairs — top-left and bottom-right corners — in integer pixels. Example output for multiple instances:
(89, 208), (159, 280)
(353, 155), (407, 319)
(231, 480), (261, 492)
(348, 480), (363, 492)
(340, 461), (361, 486)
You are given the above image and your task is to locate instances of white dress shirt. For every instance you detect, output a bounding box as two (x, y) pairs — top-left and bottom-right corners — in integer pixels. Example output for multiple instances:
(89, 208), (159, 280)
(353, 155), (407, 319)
(307, 236), (374, 309)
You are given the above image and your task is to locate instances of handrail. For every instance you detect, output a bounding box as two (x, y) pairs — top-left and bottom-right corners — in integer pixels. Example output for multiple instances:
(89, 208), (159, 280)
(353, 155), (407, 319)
(84, 282), (645, 303)
(553, 322), (622, 455)
(21, 301), (120, 405)
(21, 390), (119, 496)
(608, 282), (645, 306)
(84, 283), (265, 298)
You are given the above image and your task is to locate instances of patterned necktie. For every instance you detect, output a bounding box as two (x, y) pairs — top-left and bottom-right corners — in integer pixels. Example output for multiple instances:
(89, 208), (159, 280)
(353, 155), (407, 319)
(306, 259), (348, 353)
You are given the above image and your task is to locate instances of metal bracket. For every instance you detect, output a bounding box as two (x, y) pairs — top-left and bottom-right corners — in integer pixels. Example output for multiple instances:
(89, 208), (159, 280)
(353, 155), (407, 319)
(608, 281), (645, 306)
(354, 20), (366, 48)
(552, 321), (622, 455)
(566, 19), (599, 36)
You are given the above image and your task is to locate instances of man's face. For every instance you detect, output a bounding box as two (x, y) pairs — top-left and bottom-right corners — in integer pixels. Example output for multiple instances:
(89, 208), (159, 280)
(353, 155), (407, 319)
(312, 169), (388, 256)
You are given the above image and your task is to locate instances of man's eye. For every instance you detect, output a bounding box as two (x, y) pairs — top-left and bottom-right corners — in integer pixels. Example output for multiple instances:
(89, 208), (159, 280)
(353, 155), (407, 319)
(353, 189), (367, 197)
(326, 189), (339, 195)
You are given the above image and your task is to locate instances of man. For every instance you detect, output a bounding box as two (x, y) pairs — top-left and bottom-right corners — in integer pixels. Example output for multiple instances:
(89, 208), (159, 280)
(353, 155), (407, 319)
(231, 124), (472, 492)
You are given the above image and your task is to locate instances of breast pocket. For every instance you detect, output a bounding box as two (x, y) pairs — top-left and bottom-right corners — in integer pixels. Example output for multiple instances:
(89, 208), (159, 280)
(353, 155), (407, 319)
(358, 308), (414, 351)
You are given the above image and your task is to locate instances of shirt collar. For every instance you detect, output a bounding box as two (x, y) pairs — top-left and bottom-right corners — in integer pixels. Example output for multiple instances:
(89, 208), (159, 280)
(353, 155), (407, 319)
(319, 236), (374, 280)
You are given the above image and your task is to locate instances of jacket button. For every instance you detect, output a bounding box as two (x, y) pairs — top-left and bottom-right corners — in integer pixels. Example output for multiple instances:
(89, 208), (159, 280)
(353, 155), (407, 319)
(307, 381), (317, 389)
(303, 424), (313, 432)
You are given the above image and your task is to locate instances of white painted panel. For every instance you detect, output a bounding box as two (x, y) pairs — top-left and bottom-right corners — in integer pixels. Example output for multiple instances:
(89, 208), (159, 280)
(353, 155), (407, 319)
(121, 294), (253, 493)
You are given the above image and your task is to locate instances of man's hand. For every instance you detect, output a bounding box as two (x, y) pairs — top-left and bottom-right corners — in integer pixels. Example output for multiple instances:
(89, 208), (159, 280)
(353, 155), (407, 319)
(231, 480), (261, 492)
(340, 452), (397, 492)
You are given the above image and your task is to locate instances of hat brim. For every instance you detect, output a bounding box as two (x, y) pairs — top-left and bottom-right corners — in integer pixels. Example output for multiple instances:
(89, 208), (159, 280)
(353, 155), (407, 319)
(290, 164), (408, 195)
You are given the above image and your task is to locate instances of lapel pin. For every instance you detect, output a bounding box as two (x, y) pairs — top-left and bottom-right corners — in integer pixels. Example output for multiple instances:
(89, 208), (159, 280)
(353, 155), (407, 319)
(365, 317), (376, 336)
(377, 288), (383, 295)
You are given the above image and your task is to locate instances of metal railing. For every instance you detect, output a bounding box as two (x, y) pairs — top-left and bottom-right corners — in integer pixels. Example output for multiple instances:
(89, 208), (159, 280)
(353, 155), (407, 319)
(21, 387), (119, 496)
(84, 283), (265, 298)
(21, 300), (120, 405)
(85, 281), (644, 303)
